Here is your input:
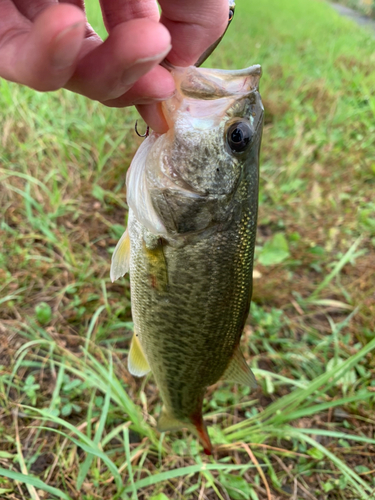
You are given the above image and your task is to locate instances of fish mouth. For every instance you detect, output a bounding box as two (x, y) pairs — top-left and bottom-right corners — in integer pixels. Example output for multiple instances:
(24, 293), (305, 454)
(162, 65), (262, 130)
(177, 65), (261, 100)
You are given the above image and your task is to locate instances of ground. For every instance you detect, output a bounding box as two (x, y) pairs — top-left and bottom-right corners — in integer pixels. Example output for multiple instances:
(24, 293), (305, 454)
(1, 0), (375, 499)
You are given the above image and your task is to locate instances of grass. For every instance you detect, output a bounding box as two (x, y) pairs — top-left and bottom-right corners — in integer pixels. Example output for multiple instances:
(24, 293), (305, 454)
(0, 0), (375, 498)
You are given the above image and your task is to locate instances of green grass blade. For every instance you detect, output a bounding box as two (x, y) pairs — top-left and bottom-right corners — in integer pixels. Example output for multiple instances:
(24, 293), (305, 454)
(84, 305), (106, 359)
(307, 237), (363, 300)
(76, 353), (113, 490)
(35, 425), (124, 491)
(0, 467), (73, 500)
(226, 336), (375, 437)
(254, 369), (309, 389)
(288, 430), (372, 497)
(126, 463), (259, 493)
(296, 428), (375, 446)
(283, 390), (373, 421)
(123, 427), (137, 500)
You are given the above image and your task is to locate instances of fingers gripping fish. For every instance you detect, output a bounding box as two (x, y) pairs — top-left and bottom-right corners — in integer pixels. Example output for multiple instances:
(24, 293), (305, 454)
(111, 63), (264, 455)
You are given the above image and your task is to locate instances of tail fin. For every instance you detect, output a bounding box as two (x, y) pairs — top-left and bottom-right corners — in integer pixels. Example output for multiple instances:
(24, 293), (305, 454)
(157, 406), (212, 455)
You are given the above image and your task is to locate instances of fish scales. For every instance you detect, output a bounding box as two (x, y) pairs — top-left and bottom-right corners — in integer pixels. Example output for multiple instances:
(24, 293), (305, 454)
(111, 64), (263, 454)
(129, 210), (256, 404)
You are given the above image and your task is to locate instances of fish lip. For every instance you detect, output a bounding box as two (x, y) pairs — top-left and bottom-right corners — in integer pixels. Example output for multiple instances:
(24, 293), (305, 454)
(202, 64), (262, 79)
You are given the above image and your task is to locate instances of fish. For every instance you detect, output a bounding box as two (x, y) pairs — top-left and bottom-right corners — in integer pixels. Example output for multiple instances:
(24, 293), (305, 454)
(111, 63), (264, 455)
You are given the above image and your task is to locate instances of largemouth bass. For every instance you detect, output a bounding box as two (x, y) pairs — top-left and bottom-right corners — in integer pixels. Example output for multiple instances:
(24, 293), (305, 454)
(111, 64), (264, 454)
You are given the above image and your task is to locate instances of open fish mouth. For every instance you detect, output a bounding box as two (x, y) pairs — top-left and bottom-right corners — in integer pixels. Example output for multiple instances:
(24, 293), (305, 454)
(178, 65), (262, 100)
(161, 65), (262, 131)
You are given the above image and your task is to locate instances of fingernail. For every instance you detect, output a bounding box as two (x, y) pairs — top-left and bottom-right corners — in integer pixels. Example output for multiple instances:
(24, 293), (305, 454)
(134, 44), (172, 65)
(51, 22), (85, 69)
(121, 44), (172, 86)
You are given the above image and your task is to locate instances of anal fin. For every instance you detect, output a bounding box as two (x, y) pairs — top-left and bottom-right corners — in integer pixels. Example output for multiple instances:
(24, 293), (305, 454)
(128, 334), (150, 377)
(223, 346), (257, 389)
(110, 227), (130, 282)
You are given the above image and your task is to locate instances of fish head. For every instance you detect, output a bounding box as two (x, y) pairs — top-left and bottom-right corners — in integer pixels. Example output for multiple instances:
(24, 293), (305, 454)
(160, 65), (264, 197)
(126, 65), (263, 237)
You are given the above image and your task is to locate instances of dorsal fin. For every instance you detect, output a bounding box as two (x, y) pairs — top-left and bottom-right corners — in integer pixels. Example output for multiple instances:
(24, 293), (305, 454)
(128, 334), (150, 377)
(222, 346), (257, 389)
(110, 228), (130, 282)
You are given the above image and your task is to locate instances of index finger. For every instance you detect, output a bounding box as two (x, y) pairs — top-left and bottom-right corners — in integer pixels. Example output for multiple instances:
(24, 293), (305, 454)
(159, 0), (228, 66)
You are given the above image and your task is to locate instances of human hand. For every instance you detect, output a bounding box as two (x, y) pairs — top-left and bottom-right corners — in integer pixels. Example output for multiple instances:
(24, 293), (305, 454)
(0, 1), (228, 132)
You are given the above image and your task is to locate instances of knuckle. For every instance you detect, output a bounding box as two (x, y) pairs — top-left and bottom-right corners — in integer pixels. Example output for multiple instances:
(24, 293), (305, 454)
(0, 24), (27, 52)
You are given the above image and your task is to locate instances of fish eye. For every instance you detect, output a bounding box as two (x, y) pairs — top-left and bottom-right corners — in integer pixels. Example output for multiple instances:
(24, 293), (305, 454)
(226, 120), (253, 154)
(229, 9), (234, 21)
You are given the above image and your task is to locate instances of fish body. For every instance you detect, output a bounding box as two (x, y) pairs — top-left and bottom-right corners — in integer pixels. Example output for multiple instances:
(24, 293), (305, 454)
(111, 64), (264, 454)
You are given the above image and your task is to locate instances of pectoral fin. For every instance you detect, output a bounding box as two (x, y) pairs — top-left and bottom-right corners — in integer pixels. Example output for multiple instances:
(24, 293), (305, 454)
(157, 406), (212, 455)
(223, 346), (257, 389)
(110, 228), (130, 282)
(143, 238), (168, 293)
(128, 334), (150, 377)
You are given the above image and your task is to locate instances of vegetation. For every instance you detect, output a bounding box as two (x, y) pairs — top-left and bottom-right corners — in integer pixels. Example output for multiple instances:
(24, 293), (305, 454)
(1, 0), (375, 498)
(340, 0), (375, 18)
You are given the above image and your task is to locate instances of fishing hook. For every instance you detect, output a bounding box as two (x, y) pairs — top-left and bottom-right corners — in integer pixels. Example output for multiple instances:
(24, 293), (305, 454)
(135, 120), (149, 138)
